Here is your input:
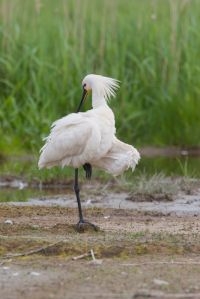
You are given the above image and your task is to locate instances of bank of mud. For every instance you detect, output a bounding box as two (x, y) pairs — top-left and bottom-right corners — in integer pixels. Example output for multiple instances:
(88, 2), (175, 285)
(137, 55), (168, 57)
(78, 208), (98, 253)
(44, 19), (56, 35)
(0, 205), (200, 299)
(1, 175), (200, 298)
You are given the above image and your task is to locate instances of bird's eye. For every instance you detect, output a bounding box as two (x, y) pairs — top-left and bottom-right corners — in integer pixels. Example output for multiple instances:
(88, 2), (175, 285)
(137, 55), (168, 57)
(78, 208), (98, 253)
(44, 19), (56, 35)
(83, 83), (86, 88)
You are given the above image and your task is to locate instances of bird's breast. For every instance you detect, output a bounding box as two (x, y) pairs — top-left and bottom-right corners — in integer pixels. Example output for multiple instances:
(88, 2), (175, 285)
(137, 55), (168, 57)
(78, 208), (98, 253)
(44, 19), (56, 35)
(90, 107), (116, 158)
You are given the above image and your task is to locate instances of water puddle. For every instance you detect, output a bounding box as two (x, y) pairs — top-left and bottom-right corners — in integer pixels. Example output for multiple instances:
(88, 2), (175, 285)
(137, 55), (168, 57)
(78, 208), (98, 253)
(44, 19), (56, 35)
(29, 191), (200, 216)
(139, 156), (200, 177)
(0, 180), (200, 216)
(0, 151), (200, 216)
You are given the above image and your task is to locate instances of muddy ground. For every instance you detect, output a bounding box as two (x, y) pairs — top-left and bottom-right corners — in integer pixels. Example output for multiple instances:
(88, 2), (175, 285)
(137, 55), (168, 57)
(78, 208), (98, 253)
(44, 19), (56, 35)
(0, 200), (200, 299)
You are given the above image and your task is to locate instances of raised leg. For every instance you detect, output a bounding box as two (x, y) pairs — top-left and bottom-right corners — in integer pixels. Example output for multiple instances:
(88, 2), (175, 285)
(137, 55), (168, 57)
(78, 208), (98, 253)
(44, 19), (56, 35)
(74, 168), (98, 232)
(83, 163), (92, 179)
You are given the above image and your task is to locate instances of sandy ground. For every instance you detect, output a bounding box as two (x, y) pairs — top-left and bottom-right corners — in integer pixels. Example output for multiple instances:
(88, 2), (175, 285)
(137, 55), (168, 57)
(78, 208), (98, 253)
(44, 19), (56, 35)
(0, 204), (200, 299)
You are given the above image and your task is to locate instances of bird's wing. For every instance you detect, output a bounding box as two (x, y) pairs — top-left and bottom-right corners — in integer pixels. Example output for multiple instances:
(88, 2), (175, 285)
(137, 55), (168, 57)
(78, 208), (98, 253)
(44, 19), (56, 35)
(92, 137), (140, 176)
(38, 112), (101, 169)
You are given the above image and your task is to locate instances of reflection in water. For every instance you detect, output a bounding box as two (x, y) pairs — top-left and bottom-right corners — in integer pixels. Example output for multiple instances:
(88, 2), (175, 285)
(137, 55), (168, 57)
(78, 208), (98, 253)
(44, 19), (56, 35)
(0, 187), (73, 203)
(138, 156), (200, 177)
(0, 155), (200, 203)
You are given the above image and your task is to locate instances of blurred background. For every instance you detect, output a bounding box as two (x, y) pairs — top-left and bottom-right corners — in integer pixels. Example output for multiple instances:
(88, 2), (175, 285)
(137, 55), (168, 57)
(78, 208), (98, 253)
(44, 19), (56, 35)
(0, 0), (200, 182)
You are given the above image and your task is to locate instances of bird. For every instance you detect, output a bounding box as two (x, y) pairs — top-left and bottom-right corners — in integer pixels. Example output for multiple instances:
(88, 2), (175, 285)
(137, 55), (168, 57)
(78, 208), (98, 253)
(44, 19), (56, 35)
(38, 74), (140, 231)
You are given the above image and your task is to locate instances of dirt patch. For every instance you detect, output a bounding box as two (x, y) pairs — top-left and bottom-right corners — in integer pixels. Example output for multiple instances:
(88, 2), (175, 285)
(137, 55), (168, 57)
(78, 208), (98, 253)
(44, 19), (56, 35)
(0, 205), (200, 298)
(126, 193), (174, 202)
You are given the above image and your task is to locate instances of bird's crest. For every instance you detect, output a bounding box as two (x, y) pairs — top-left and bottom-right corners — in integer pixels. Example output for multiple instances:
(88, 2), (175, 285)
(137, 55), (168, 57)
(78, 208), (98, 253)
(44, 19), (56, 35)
(83, 74), (120, 101)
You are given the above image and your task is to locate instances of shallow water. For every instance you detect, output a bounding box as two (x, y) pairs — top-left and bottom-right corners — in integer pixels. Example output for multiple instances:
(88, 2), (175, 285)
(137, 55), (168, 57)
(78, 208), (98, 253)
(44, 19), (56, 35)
(1, 189), (200, 216)
(0, 154), (200, 216)
(24, 191), (200, 216)
(1, 180), (200, 216)
(139, 156), (200, 177)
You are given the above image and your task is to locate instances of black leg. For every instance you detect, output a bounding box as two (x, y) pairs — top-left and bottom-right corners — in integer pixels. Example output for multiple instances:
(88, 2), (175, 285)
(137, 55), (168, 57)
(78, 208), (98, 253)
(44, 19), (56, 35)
(74, 168), (99, 232)
(83, 163), (92, 179)
(74, 168), (83, 221)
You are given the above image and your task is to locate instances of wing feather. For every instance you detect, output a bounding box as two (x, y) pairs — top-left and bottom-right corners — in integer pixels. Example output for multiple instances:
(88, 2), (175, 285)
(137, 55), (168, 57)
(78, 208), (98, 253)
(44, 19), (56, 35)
(92, 137), (140, 176)
(38, 112), (101, 168)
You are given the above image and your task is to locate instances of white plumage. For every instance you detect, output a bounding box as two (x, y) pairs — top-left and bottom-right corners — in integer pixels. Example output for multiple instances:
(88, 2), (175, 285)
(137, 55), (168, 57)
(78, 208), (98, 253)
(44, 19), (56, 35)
(38, 74), (140, 175)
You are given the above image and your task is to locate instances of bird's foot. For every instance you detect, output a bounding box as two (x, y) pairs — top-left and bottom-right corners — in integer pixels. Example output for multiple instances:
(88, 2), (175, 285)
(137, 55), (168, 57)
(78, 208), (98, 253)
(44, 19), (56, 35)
(83, 163), (92, 179)
(76, 219), (99, 232)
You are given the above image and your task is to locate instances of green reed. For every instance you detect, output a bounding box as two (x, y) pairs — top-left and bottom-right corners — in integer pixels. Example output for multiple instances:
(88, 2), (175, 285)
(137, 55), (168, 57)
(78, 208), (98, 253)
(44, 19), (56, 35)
(0, 0), (200, 155)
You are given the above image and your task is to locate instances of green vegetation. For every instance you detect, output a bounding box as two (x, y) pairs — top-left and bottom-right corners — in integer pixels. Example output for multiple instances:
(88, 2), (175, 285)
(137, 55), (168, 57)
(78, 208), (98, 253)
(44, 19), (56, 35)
(0, 0), (200, 155)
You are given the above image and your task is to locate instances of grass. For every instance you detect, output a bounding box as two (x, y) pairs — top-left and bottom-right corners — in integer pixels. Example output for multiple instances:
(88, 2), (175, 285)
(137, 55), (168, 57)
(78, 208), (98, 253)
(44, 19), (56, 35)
(0, 0), (200, 156)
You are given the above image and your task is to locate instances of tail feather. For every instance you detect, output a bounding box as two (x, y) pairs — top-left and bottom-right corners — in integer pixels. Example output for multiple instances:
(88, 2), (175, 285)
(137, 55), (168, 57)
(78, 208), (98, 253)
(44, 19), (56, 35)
(92, 137), (140, 176)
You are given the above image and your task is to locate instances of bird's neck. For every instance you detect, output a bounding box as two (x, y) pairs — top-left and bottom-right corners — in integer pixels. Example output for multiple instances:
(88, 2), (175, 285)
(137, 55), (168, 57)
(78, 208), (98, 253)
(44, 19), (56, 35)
(92, 92), (107, 108)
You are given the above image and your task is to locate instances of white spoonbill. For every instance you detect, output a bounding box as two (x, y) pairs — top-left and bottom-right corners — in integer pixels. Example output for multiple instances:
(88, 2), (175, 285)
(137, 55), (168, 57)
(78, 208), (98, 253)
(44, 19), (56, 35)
(38, 74), (140, 231)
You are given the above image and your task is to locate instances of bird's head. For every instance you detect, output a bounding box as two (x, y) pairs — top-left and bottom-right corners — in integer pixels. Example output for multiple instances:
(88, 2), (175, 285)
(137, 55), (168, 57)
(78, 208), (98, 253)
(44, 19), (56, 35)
(76, 74), (119, 112)
(81, 74), (94, 92)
